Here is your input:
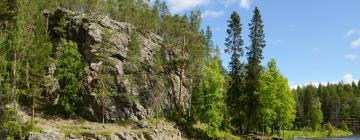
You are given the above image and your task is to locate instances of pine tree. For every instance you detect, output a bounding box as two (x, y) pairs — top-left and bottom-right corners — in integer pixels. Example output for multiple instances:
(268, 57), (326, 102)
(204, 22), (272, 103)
(127, 31), (141, 95)
(28, 0), (53, 121)
(224, 11), (245, 133)
(205, 25), (214, 54)
(246, 7), (266, 132)
(190, 10), (201, 33)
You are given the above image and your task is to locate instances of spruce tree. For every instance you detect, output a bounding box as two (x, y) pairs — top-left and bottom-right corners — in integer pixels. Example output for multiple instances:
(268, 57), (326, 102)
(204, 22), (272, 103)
(224, 11), (245, 133)
(246, 7), (266, 133)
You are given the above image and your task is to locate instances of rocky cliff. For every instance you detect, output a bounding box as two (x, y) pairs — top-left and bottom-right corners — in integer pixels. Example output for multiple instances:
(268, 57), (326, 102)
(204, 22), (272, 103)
(43, 8), (189, 122)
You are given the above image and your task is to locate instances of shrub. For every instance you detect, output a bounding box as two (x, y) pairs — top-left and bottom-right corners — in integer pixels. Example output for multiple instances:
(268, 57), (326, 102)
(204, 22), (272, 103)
(325, 122), (334, 136)
(340, 121), (349, 131)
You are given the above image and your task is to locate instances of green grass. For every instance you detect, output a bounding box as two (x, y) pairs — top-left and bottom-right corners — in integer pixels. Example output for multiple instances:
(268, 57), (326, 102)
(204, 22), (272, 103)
(58, 125), (112, 136)
(283, 129), (352, 139)
(215, 131), (242, 140)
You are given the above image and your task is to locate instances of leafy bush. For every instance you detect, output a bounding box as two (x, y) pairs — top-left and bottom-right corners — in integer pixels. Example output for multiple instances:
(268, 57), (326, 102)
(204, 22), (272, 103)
(325, 122), (334, 136)
(340, 121), (349, 131)
(0, 108), (34, 139)
(55, 39), (85, 116)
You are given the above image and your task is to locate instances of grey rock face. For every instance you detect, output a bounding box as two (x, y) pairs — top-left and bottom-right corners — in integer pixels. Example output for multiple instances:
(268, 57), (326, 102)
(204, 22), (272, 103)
(43, 8), (189, 122)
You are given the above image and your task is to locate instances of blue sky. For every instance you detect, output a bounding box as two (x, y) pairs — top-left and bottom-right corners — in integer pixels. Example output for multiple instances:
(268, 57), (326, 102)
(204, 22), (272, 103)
(160, 0), (360, 87)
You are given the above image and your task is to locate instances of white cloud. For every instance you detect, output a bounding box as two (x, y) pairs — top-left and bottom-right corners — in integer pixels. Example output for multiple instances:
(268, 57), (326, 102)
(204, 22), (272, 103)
(217, 0), (235, 7)
(291, 81), (336, 89)
(217, 0), (250, 9)
(290, 74), (359, 89)
(166, 0), (210, 13)
(201, 10), (224, 18)
(343, 74), (354, 84)
(346, 29), (356, 37)
(351, 38), (360, 48)
(240, 0), (250, 9)
(344, 54), (357, 60)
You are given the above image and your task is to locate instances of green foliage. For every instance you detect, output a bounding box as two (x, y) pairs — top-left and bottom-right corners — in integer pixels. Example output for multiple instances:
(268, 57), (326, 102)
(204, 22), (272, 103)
(340, 121), (349, 131)
(258, 59), (296, 134)
(294, 82), (360, 130)
(224, 11), (246, 133)
(127, 31), (141, 68)
(126, 31), (142, 96)
(325, 122), (334, 136)
(0, 108), (28, 140)
(199, 56), (226, 137)
(309, 97), (323, 131)
(55, 39), (84, 116)
(283, 129), (352, 139)
(245, 7), (266, 132)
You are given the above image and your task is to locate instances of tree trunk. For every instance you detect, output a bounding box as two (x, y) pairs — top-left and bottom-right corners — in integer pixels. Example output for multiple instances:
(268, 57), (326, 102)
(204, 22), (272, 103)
(27, 60), (34, 121)
(178, 64), (183, 112)
(46, 17), (49, 36)
(12, 48), (17, 110)
(102, 104), (105, 124)
(32, 94), (35, 121)
(102, 84), (105, 124)
(156, 103), (158, 129)
(262, 125), (265, 137)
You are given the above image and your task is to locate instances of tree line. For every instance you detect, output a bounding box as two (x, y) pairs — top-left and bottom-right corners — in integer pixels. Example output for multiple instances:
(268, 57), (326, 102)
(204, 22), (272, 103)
(1, 0), (345, 139)
(294, 82), (360, 131)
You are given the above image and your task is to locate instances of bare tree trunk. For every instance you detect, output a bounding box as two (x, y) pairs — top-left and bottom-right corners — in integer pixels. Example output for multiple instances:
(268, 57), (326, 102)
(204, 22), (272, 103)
(102, 102), (105, 124)
(46, 17), (49, 36)
(188, 88), (191, 117)
(102, 84), (105, 124)
(179, 65), (182, 112)
(27, 60), (34, 121)
(156, 100), (159, 129)
(12, 48), (17, 110)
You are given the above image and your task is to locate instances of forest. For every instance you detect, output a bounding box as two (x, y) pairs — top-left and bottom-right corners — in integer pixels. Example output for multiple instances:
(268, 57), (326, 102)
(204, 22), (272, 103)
(294, 83), (360, 131)
(0, 0), (358, 140)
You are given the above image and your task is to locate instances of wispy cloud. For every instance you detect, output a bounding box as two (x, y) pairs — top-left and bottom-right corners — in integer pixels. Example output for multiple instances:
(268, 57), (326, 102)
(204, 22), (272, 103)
(351, 38), (360, 48)
(217, 0), (251, 9)
(240, 0), (250, 9)
(166, 0), (210, 13)
(346, 29), (357, 37)
(217, 0), (235, 7)
(344, 53), (358, 60)
(201, 10), (224, 18)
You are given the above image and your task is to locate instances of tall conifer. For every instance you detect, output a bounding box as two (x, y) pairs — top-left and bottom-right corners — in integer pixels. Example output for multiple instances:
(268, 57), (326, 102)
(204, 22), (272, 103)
(246, 7), (266, 132)
(224, 11), (245, 133)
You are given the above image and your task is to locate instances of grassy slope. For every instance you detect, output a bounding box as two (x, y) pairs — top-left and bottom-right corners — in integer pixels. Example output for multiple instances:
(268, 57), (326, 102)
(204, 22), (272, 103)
(283, 129), (352, 139)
